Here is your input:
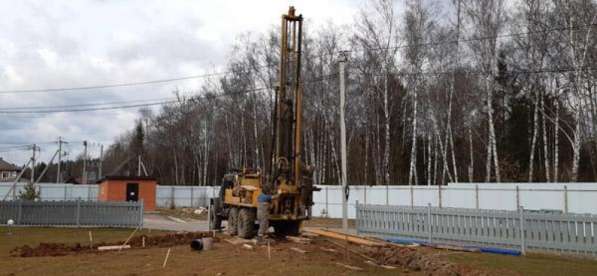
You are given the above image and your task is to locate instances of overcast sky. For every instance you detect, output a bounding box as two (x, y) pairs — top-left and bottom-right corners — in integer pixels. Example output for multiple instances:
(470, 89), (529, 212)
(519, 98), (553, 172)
(0, 0), (362, 165)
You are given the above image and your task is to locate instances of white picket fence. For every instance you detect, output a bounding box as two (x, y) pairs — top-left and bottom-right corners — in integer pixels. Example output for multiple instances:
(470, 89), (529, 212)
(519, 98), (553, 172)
(2, 182), (597, 219)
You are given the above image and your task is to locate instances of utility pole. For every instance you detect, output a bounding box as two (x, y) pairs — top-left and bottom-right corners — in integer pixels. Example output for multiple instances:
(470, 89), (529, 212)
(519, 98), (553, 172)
(98, 144), (103, 180)
(339, 52), (349, 233)
(31, 144), (37, 184)
(82, 141), (88, 184)
(138, 155), (142, 177)
(56, 137), (66, 183)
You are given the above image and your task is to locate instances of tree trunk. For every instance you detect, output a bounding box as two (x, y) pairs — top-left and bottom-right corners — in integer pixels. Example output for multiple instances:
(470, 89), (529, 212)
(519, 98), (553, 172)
(529, 91), (539, 182)
(383, 73), (391, 185)
(408, 85), (418, 186)
(541, 92), (551, 182)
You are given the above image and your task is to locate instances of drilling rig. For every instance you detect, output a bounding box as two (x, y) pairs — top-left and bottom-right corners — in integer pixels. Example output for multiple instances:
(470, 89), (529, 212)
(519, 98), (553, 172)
(209, 7), (318, 238)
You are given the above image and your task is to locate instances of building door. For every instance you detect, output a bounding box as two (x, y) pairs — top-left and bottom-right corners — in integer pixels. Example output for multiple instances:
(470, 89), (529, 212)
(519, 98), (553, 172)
(126, 183), (139, 202)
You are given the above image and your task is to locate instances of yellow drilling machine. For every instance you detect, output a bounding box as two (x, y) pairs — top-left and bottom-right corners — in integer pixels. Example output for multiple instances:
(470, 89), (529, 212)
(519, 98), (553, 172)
(209, 7), (318, 238)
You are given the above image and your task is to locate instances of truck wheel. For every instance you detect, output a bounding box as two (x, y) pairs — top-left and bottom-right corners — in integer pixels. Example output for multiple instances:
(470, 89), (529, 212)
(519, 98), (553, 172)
(237, 208), (256, 239)
(273, 220), (301, 236)
(228, 207), (239, 235)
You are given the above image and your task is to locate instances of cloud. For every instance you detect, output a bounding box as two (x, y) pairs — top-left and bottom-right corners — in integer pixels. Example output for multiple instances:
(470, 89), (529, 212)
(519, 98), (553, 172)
(0, 0), (360, 165)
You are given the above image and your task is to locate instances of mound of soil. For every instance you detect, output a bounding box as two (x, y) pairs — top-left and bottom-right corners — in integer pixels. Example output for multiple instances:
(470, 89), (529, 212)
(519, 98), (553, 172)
(367, 246), (487, 276)
(11, 232), (213, 258)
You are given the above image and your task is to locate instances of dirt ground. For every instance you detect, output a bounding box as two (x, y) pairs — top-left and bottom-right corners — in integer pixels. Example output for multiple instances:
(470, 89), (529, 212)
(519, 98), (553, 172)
(0, 226), (401, 276)
(2, 223), (597, 276)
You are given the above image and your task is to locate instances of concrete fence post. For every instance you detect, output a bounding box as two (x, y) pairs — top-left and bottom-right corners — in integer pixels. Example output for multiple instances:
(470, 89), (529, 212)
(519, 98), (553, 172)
(410, 185), (414, 208)
(515, 186), (520, 210)
(386, 184), (389, 205)
(355, 200), (360, 234)
(427, 203), (432, 243)
(76, 199), (81, 227)
(171, 186), (175, 208)
(139, 199), (144, 228)
(64, 184), (67, 200)
(363, 185), (367, 205)
(475, 184), (479, 209)
(191, 187), (194, 208)
(325, 186), (329, 218)
(17, 200), (22, 225)
(563, 185), (568, 213)
(519, 205), (526, 255)
(438, 185), (442, 208)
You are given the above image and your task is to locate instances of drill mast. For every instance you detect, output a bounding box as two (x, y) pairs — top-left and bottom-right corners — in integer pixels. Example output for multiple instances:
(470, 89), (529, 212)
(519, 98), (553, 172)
(273, 6), (303, 189)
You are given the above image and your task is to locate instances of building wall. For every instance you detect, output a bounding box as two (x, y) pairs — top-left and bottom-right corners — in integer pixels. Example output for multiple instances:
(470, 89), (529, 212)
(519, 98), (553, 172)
(0, 171), (18, 181)
(98, 179), (156, 211)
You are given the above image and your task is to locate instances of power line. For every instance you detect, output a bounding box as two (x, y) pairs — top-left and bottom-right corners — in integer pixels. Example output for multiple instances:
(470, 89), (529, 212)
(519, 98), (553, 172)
(0, 66), (272, 95)
(0, 73), (338, 114)
(0, 100), (176, 114)
(347, 23), (597, 55)
(349, 66), (597, 78)
(0, 97), (176, 111)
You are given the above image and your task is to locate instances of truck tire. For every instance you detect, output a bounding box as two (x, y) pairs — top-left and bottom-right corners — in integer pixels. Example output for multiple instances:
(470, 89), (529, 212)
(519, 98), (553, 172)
(228, 207), (239, 235)
(237, 208), (256, 239)
(273, 220), (301, 236)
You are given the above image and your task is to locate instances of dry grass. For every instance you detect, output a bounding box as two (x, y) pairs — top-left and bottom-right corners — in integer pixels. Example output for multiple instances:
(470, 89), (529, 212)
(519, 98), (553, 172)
(3, 225), (596, 276)
(444, 251), (597, 276)
(0, 226), (401, 276)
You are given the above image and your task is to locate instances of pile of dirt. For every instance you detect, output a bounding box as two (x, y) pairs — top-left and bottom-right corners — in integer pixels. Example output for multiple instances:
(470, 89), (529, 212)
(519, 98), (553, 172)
(129, 232), (213, 247)
(367, 245), (486, 276)
(11, 242), (94, 257)
(11, 232), (213, 258)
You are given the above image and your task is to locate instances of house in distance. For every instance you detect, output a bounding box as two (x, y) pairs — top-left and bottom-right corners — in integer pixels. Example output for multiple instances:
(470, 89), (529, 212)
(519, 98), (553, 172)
(0, 158), (20, 182)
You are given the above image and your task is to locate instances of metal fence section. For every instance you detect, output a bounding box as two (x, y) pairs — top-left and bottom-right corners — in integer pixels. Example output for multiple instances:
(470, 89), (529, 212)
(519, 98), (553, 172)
(356, 203), (597, 256)
(313, 183), (597, 218)
(0, 183), (218, 209)
(156, 186), (218, 208)
(0, 200), (143, 228)
(3, 182), (597, 218)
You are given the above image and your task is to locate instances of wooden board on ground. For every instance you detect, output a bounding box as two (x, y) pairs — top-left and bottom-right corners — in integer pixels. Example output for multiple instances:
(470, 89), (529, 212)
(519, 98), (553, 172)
(287, 236), (311, 244)
(335, 262), (363, 271)
(300, 232), (319, 238)
(290, 247), (307, 254)
(225, 237), (253, 245)
(98, 245), (131, 251)
(304, 228), (386, 247)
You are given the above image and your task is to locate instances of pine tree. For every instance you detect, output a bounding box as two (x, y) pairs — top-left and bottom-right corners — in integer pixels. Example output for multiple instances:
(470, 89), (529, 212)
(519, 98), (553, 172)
(19, 182), (40, 201)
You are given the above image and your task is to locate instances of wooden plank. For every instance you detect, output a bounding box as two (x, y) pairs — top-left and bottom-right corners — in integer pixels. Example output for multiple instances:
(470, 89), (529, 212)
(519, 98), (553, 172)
(287, 236), (311, 244)
(225, 237), (253, 245)
(304, 228), (386, 247)
(290, 247), (307, 254)
(335, 262), (363, 271)
(301, 232), (319, 238)
(98, 245), (131, 251)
